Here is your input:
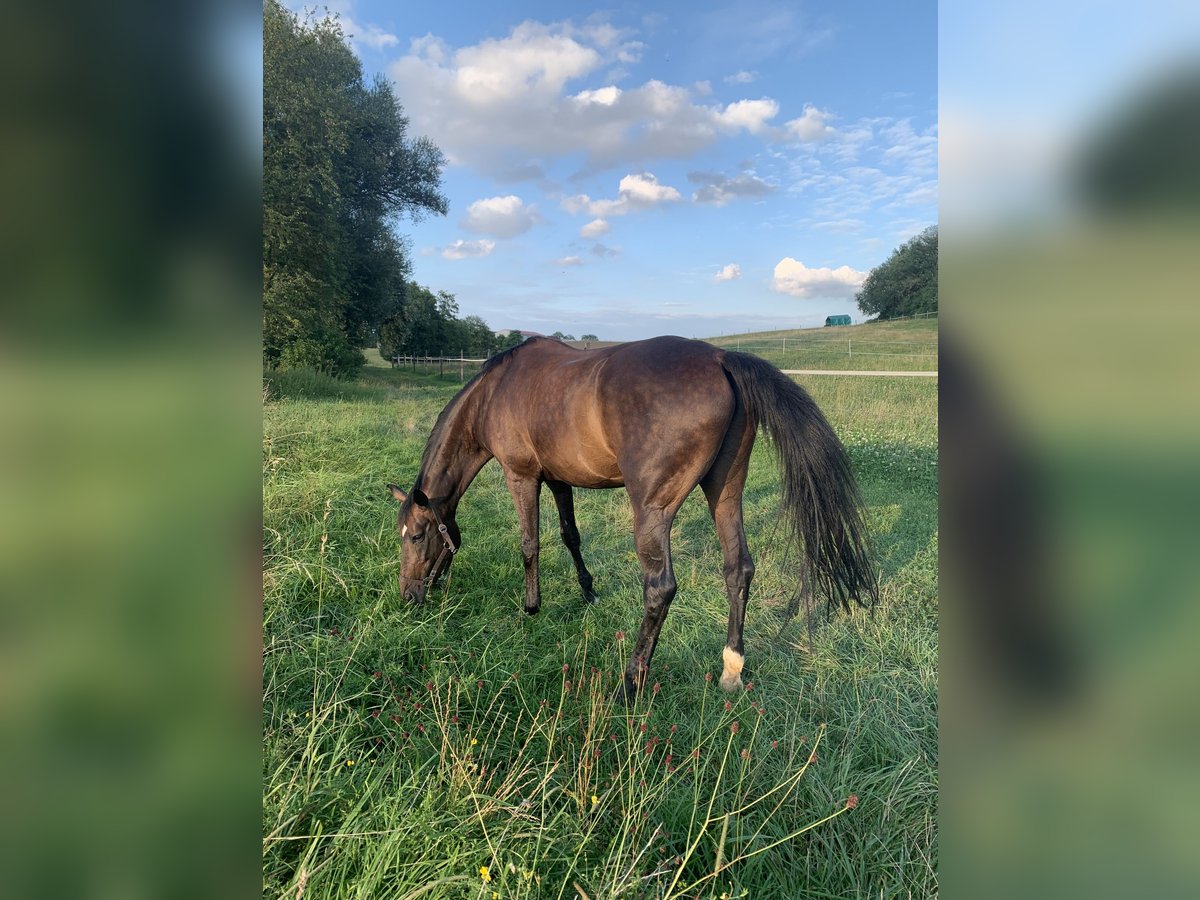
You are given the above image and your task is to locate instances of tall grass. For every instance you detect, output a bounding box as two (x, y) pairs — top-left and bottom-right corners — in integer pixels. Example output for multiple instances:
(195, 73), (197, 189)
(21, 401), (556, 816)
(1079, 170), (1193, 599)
(263, 338), (937, 898)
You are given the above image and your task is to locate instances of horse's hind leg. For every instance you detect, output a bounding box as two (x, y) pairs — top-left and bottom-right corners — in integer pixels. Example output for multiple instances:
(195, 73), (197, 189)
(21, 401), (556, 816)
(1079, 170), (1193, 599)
(547, 480), (597, 603)
(701, 419), (756, 692)
(615, 505), (678, 704)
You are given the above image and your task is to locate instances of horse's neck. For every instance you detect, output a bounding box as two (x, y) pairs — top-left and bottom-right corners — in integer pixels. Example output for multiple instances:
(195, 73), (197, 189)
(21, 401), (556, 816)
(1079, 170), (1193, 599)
(420, 384), (492, 507)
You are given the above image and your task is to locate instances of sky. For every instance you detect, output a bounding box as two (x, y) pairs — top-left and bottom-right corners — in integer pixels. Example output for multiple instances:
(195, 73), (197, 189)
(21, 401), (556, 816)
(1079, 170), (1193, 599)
(290, 1), (937, 341)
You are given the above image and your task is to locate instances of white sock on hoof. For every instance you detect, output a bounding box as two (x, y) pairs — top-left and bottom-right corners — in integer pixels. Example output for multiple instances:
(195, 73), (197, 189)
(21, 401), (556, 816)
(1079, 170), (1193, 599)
(720, 647), (744, 691)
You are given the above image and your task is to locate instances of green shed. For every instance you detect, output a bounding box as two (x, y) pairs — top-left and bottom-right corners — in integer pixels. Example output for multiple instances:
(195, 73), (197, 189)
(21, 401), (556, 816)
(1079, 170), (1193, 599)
(824, 314), (852, 327)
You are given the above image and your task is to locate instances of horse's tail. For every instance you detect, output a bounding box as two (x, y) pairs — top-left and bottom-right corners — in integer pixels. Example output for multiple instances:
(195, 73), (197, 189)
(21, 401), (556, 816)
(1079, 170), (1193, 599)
(721, 351), (878, 619)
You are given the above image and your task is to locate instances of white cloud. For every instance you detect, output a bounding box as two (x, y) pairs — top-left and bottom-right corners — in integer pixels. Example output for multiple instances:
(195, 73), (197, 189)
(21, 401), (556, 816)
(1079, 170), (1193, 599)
(341, 17), (399, 51)
(715, 263), (742, 282)
(580, 217), (610, 238)
(689, 170), (776, 205)
(442, 239), (496, 259)
(562, 172), (682, 217)
(388, 20), (798, 177)
(556, 255), (584, 266)
(725, 70), (758, 84)
(462, 195), (538, 237)
(770, 258), (866, 299)
(573, 85), (622, 106)
(785, 104), (835, 142)
(716, 98), (779, 135)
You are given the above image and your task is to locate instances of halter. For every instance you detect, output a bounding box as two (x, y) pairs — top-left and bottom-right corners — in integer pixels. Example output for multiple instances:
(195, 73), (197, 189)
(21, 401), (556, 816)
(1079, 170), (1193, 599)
(400, 499), (458, 591)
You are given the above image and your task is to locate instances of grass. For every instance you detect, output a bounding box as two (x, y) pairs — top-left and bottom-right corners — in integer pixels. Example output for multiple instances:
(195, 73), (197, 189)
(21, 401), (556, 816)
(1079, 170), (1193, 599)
(263, 326), (937, 898)
(708, 318), (939, 372)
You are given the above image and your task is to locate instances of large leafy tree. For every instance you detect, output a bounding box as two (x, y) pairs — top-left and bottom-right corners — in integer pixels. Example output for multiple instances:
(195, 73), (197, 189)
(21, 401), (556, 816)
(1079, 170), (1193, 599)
(263, 0), (446, 376)
(855, 227), (938, 321)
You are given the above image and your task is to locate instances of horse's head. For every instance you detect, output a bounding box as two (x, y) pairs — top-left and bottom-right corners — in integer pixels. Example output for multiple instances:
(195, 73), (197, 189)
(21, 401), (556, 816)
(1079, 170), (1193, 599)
(388, 483), (460, 604)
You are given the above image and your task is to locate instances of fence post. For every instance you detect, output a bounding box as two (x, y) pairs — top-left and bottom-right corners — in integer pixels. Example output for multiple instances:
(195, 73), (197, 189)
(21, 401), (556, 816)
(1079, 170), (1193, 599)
(848, 339), (852, 358)
(459, 349), (464, 382)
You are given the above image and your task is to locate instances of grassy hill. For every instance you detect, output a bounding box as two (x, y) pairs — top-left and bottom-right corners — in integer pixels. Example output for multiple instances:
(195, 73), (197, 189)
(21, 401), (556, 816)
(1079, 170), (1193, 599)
(706, 316), (938, 372)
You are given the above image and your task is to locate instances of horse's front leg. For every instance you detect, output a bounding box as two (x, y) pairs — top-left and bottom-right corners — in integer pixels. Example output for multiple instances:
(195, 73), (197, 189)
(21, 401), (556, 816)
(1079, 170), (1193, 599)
(505, 473), (543, 615)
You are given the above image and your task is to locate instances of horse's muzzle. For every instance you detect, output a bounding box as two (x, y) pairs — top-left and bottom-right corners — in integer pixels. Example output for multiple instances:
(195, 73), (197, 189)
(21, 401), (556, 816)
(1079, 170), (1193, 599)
(399, 575), (426, 605)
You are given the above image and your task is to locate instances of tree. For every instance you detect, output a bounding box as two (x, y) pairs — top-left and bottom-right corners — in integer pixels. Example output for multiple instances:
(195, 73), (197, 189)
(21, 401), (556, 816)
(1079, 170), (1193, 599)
(550, 331), (576, 341)
(855, 227), (938, 321)
(580, 333), (599, 341)
(263, 0), (446, 376)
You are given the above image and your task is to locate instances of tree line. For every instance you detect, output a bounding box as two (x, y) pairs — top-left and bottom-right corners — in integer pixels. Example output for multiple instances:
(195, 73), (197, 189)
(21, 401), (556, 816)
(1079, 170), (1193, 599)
(264, 1), (524, 376)
(855, 226), (937, 321)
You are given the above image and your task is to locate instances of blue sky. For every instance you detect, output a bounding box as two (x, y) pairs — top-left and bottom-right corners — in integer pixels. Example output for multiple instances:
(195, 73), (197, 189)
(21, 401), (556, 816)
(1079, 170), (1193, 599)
(294, 1), (936, 341)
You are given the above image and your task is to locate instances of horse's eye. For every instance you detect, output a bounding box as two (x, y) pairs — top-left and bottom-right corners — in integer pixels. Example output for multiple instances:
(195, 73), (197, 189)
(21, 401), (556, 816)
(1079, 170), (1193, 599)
(411, 532), (425, 544)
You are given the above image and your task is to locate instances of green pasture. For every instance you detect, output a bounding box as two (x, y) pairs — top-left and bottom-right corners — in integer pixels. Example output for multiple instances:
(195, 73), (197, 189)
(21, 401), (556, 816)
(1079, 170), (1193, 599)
(263, 325), (938, 898)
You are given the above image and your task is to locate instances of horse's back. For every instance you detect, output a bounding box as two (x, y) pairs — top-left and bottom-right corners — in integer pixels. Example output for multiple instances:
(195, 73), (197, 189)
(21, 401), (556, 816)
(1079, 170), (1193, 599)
(481, 336), (736, 491)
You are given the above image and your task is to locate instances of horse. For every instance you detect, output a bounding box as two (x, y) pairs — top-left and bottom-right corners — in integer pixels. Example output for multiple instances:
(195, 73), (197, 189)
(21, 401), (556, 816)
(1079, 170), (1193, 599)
(387, 335), (876, 703)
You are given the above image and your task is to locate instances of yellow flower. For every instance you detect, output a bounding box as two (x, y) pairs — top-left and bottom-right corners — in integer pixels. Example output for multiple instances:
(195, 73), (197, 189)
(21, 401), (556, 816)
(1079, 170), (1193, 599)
(471, 738), (478, 746)
(480, 866), (491, 883)
(345, 759), (354, 767)
(590, 794), (599, 805)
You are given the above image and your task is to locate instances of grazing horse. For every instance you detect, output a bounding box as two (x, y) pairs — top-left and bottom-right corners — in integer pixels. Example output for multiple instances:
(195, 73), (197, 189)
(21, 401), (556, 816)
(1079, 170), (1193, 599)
(388, 336), (876, 702)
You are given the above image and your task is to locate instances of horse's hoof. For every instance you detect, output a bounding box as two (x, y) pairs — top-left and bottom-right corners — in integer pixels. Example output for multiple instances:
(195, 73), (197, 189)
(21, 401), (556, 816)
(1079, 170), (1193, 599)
(582, 588), (598, 604)
(524, 603), (540, 616)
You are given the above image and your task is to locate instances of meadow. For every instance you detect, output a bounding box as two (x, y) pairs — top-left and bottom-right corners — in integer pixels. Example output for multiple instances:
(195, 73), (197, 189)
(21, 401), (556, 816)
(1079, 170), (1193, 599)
(263, 322), (938, 899)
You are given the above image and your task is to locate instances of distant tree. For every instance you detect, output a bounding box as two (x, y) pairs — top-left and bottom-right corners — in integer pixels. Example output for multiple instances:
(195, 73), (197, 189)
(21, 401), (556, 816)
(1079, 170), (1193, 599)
(855, 227), (937, 321)
(496, 331), (525, 351)
(580, 333), (599, 341)
(263, 0), (447, 376)
(550, 331), (576, 341)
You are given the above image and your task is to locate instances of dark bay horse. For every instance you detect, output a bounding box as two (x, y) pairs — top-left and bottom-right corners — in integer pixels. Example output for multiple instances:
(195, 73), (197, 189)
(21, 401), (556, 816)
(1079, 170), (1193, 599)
(388, 336), (876, 702)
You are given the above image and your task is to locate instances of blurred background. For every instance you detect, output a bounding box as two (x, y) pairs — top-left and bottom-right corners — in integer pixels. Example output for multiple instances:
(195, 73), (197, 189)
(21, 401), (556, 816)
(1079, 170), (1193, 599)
(941, 2), (1200, 897)
(1, 0), (1199, 896)
(0, 1), (261, 897)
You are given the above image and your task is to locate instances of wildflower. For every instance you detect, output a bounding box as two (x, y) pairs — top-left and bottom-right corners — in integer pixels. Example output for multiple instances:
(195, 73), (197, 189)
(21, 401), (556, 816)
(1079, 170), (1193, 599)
(615, 631), (625, 641)
(741, 749), (750, 760)
(705, 672), (712, 683)
(724, 701), (732, 712)
(471, 738), (478, 746)
(426, 681), (434, 692)
(480, 866), (492, 883)
(591, 794), (599, 806)
(477, 680), (485, 690)
(691, 748), (700, 760)
(846, 794), (859, 809)
(744, 682), (754, 691)
(808, 752), (818, 764)
(345, 759), (355, 767)
(771, 740), (779, 749)
(565, 681), (572, 691)
(670, 724), (678, 734)
(730, 721), (739, 734)
(370, 709), (380, 718)
(562, 663), (569, 673)
(372, 670), (381, 680)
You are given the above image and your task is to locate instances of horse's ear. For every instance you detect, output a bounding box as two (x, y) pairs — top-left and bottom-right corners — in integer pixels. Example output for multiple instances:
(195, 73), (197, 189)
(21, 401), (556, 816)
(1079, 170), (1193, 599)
(411, 488), (429, 508)
(387, 483), (407, 502)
